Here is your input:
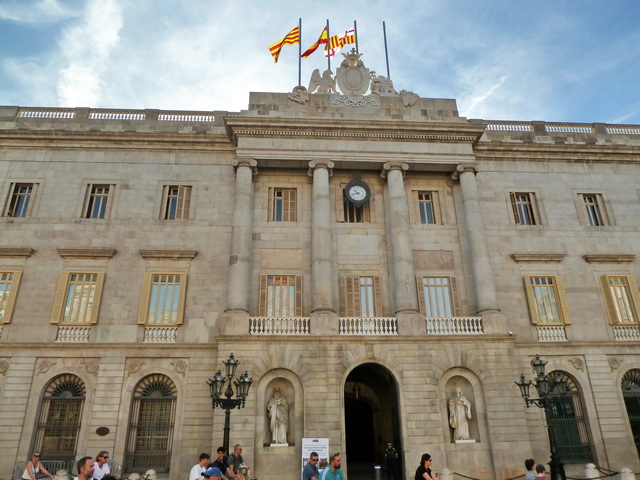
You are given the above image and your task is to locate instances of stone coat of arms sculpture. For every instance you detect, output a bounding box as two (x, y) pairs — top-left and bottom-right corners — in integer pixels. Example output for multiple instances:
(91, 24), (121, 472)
(336, 49), (370, 95)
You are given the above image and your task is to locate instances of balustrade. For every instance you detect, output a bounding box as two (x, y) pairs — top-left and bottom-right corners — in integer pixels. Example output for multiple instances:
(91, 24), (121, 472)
(249, 317), (310, 335)
(426, 316), (483, 335)
(339, 317), (398, 335)
(536, 325), (567, 342)
(143, 326), (177, 343)
(612, 325), (640, 341)
(55, 326), (92, 342)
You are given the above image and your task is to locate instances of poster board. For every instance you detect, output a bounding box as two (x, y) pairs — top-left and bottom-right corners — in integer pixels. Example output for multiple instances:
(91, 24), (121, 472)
(301, 438), (330, 474)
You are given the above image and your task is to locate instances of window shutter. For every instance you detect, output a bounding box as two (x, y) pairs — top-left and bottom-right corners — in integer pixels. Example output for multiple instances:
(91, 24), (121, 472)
(50, 273), (70, 324)
(176, 186), (191, 219)
(286, 188), (297, 222)
(104, 185), (115, 219)
(411, 191), (420, 224)
(267, 187), (274, 221)
(160, 185), (170, 219)
(295, 275), (303, 316)
(416, 276), (426, 314)
(3, 183), (17, 216)
(450, 276), (461, 316)
(510, 193), (520, 224)
(26, 183), (38, 217)
(597, 194), (610, 225)
(628, 276), (640, 323)
(576, 194), (589, 226)
(138, 273), (153, 324)
(432, 191), (442, 224)
(523, 275), (539, 325)
(88, 272), (106, 324)
(175, 273), (187, 325)
(555, 275), (571, 325)
(600, 276), (619, 324)
(336, 184), (346, 223)
(373, 276), (383, 316)
(258, 274), (268, 316)
(341, 276), (359, 316)
(82, 185), (93, 218)
(530, 193), (541, 225)
(1, 271), (22, 324)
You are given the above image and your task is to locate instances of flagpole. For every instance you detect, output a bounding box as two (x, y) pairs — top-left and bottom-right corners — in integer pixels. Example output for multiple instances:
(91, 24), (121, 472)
(383, 21), (390, 78)
(354, 20), (358, 53)
(298, 18), (302, 86)
(326, 19), (331, 72)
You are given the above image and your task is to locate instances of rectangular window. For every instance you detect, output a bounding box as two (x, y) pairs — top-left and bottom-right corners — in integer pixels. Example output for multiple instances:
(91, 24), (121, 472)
(600, 275), (640, 324)
(269, 188), (297, 222)
(258, 274), (302, 317)
(579, 193), (608, 226)
(138, 273), (186, 325)
(51, 272), (105, 325)
(0, 271), (22, 323)
(417, 276), (460, 317)
(524, 275), (571, 325)
(414, 191), (441, 224)
(3, 183), (38, 217)
(510, 192), (539, 225)
(161, 185), (191, 220)
(341, 275), (382, 317)
(83, 184), (114, 219)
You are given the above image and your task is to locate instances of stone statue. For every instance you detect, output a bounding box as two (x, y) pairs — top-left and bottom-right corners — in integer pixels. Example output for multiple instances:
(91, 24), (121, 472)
(369, 72), (397, 96)
(267, 388), (289, 444)
(448, 387), (473, 441)
(288, 86), (310, 105)
(308, 69), (336, 94)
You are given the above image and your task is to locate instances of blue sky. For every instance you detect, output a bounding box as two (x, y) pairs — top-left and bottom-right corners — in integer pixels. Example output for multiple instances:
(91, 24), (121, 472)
(1, 0), (639, 124)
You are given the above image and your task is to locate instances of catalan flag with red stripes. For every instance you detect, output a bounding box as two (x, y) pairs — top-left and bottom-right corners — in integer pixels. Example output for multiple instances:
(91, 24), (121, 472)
(268, 26), (300, 63)
(301, 26), (328, 58)
(325, 28), (356, 57)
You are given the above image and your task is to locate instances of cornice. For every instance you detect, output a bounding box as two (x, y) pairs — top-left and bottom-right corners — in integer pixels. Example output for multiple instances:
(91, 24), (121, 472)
(583, 254), (636, 264)
(0, 248), (35, 257)
(224, 117), (486, 146)
(58, 248), (117, 258)
(511, 253), (566, 263)
(139, 249), (199, 260)
(473, 142), (640, 163)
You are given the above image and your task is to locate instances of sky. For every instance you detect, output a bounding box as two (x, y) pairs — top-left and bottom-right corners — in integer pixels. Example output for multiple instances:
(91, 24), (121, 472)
(1, 0), (639, 124)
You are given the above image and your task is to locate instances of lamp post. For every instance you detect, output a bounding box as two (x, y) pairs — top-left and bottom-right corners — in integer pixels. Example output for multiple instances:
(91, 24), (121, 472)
(515, 354), (567, 480)
(208, 353), (253, 455)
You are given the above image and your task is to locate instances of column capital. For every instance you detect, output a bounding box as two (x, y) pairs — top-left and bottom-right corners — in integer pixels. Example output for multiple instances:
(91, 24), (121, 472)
(451, 163), (477, 181)
(232, 158), (258, 174)
(380, 161), (409, 178)
(308, 159), (335, 176)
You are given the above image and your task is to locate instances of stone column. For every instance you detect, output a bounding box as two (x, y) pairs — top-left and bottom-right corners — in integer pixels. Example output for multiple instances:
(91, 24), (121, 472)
(382, 162), (419, 314)
(226, 159), (257, 313)
(453, 164), (499, 314)
(308, 160), (335, 313)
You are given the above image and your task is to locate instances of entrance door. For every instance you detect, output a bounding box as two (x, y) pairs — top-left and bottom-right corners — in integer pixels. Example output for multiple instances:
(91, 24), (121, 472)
(345, 364), (401, 480)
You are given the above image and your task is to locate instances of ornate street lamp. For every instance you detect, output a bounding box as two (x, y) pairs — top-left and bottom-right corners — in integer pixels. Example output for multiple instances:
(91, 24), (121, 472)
(208, 353), (253, 455)
(515, 354), (568, 480)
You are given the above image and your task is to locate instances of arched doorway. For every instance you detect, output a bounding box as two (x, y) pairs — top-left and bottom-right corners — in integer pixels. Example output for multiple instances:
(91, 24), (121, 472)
(345, 364), (402, 480)
(621, 369), (640, 456)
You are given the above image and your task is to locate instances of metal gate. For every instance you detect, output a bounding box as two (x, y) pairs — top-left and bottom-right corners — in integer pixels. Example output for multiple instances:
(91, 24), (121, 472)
(32, 374), (86, 464)
(622, 369), (640, 456)
(124, 374), (177, 473)
(545, 371), (593, 463)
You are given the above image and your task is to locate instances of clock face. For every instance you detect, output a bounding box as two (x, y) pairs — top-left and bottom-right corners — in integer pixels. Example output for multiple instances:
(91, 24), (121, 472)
(349, 185), (367, 201)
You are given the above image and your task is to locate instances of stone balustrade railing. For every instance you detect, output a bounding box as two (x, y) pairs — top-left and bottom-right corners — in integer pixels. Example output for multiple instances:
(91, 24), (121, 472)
(249, 317), (311, 335)
(55, 326), (92, 342)
(143, 326), (177, 343)
(612, 325), (640, 341)
(339, 317), (398, 335)
(426, 317), (483, 335)
(536, 325), (567, 342)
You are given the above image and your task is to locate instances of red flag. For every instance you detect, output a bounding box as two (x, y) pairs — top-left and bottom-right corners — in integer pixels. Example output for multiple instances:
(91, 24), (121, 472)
(268, 26), (300, 63)
(325, 28), (356, 57)
(301, 27), (328, 58)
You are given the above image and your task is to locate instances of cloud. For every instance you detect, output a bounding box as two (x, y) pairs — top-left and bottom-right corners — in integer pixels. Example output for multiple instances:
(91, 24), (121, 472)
(462, 75), (508, 118)
(0, 0), (79, 25)
(56, 0), (123, 106)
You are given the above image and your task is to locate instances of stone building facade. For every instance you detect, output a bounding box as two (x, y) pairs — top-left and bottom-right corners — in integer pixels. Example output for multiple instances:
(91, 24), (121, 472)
(1, 88), (640, 480)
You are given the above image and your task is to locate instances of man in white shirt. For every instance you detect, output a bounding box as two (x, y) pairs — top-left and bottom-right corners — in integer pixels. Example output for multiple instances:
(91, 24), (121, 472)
(93, 451), (110, 480)
(190, 453), (211, 480)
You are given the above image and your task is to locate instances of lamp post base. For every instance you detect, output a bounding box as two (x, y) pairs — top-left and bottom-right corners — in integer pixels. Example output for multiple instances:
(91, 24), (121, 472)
(549, 450), (566, 480)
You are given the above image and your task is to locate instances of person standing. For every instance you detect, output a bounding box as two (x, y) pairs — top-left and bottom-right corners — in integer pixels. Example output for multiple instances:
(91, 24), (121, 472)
(415, 453), (435, 480)
(385, 442), (398, 480)
(77, 457), (95, 480)
(302, 452), (320, 480)
(22, 452), (54, 480)
(209, 447), (230, 480)
(190, 453), (211, 480)
(227, 445), (245, 480)
(93, 451), (110, 480)
(319, 453), (346, 480)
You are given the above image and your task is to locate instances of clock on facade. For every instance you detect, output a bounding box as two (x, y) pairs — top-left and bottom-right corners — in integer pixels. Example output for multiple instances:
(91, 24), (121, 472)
(344, 179), (371, 206)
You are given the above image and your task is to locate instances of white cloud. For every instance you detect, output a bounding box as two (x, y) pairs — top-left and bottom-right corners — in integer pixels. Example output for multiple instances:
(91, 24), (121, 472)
(0, 0), (79, 25)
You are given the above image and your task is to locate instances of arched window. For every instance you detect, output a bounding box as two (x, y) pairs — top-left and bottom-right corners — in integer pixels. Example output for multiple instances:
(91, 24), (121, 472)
(546, 371), (593, 463)
(125, 374), (177, 473)
(32, 374), (86, 464)
(622, 369), (640, 455)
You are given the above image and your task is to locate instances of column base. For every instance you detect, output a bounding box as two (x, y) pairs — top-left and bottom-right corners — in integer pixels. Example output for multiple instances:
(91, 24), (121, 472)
(218, 311), (250, 335)
(479, 311), (509, 335)
(310, 311), (339, 335)
(395, 311), (426, 336)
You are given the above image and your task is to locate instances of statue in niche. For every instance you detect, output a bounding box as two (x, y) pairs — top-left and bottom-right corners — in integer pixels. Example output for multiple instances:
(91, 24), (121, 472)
(448, 387), (473, 441)
(267, 388), (289, 444)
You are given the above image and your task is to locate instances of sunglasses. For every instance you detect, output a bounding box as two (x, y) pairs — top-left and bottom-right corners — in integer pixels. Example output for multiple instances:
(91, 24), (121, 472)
(34, 455), (41, 458)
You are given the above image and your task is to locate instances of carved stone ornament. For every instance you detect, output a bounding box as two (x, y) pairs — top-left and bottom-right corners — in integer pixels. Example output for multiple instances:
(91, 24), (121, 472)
(0, 360), (9, 375)
(288, 86), (310, 105)
(308, 69), (336, 94)
(331, 93), (379, 107)
(82, 360), (100, 375)
(569, 358), (584, 371)
(38, 360), (55, 374)
(336, 49), (370, 95)
(400, 89), (420, 107)
(172, 360), (188, 374)
(369, 71), (397, 96)
(609, 357), (621, 370)
(127, 360), (144, 376)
